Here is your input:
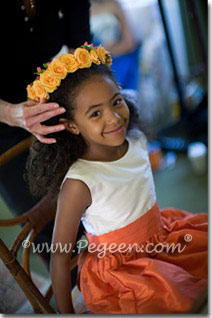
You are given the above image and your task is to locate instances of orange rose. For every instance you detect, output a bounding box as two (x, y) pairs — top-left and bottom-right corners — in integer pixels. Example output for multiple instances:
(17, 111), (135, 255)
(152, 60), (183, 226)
(32, 80), (49, 101)
(40, 70), (61, 93)
(97, 45), (109, 63)
(58, 53), (79, 73)
(26, 84), (39, 101)
(74, 48), (92, 68)
(48, 58), (68, 79)
(90, 49), (100, 65)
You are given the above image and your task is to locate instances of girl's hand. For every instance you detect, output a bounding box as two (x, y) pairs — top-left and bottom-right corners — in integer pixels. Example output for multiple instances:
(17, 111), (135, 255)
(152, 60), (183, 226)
(6, 99), (66, 144)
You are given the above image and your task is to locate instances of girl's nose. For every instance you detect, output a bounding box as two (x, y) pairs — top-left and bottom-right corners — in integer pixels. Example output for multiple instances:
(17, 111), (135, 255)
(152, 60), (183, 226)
(105, 108), (120, 125)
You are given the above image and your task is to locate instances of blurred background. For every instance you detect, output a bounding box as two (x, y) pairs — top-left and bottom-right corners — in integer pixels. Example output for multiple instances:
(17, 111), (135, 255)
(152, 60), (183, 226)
(89, 0), (208, 212)
(90, 0), (207, 144)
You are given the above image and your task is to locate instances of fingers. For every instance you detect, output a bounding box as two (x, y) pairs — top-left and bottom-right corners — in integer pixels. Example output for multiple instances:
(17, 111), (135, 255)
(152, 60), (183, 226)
(25, 107), (66, 129)
(32, 123), (66, 136)
(40, 98), (47, 104)
(24, 100), (38, 107)
(34, 133), (57, 144)
(21, 100), (67, 144)
(24, 101), (63, 117)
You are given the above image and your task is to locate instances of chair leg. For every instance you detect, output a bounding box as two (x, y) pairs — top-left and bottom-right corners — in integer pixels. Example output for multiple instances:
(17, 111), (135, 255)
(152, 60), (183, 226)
(0, 239), (56, 314)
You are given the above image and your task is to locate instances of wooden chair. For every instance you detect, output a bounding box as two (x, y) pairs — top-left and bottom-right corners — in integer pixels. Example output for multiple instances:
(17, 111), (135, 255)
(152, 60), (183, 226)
(0, 136), (82, 314)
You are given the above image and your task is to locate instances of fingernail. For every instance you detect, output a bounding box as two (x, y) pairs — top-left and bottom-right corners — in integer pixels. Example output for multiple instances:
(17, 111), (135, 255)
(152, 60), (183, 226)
(59, 108), (66, 113)
(53, 104), (59, 108)
(59, 125), (65, 130)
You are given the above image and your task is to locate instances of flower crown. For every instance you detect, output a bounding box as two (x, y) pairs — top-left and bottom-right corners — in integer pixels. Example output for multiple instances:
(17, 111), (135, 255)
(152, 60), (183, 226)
(26, 43), (112, 102)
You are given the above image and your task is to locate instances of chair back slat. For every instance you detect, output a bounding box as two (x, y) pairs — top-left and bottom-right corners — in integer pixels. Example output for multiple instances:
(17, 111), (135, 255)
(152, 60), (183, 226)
(0, 136), (33, 167)
(10, 222), (32, 256)
(45, 285), (53, 303)
(0, 214), (28, 226)
(22, 229), (37, 277)
(25, 196), (56, 234)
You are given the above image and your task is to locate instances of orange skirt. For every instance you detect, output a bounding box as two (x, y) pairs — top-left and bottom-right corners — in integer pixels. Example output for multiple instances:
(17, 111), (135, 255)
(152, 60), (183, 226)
(77, 202), (208, 314)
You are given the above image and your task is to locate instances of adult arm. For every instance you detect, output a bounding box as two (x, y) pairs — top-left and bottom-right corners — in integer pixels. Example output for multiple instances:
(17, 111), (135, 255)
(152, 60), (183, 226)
(107, 0), (136, 57)
(0, 99), (66, 144)
(50, 178), (92, 314)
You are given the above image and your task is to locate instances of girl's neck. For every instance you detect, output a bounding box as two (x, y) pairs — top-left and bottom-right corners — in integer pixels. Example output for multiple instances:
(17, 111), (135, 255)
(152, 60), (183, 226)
(80, 139), (129, 162)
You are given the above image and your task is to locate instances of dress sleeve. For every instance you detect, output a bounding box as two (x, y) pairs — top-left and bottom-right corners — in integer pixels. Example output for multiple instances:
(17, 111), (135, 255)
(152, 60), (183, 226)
(140, 131), (148, 151)
(60, 164), (95, 192)
(62, 0), (92, 48)
(128, 129), (148, 151)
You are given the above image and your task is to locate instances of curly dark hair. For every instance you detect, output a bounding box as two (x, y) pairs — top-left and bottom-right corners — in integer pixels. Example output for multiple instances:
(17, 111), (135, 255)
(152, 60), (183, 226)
(25, 64), (143, 199)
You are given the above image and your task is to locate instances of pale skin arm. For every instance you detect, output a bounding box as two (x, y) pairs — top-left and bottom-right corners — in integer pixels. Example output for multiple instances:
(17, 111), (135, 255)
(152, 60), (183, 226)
(106, 0), (136, 57)
(50, 179), (92, 314)
(0, 98), (66, 144)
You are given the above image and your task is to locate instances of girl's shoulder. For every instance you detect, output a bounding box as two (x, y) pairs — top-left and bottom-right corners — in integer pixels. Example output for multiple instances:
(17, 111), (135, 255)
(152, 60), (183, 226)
(61, 159), (97, 191)
(126, 129), (150, 163)
(127, 129), (147, 148)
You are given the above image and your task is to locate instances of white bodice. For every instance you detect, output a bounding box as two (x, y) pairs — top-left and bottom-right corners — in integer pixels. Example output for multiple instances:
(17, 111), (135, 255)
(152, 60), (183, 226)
(63, 131), (156, 235)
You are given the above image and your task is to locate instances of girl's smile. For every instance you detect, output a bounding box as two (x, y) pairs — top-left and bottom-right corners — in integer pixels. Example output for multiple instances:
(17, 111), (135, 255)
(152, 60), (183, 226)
(65, 75), (130, 161)
(103, 125), (124, 135)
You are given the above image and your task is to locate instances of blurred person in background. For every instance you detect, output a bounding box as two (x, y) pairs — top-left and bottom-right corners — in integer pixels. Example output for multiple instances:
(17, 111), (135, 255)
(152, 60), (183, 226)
(90, 0), (140, 90)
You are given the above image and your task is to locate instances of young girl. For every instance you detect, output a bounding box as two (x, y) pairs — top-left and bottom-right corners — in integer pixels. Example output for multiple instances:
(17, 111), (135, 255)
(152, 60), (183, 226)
(26, 44), (207, 314)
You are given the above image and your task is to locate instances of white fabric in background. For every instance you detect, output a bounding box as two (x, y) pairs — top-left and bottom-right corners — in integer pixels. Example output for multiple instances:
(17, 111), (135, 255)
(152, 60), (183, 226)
(90, 12), (121, 46)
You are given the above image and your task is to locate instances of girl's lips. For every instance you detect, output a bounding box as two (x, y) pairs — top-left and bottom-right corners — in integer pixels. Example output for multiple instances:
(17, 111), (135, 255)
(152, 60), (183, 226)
(104, 125), (124, 135)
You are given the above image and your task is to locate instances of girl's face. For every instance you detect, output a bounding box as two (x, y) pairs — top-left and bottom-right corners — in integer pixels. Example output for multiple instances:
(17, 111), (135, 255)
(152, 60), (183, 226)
(68, 75), (130, 152)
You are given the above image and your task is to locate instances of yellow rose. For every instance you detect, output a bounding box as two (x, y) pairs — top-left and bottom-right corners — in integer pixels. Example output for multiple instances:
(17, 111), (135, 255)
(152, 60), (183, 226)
(32, 80), (49, 101)
(48, 58), (68, 79)
(90, 49), (100, 65)
(58, 53), (79, 73)
(26, 84), (39, 101)
(74, 48), (92, 68)
(40, 70), (61, 93)
(97, 45), (109, 63)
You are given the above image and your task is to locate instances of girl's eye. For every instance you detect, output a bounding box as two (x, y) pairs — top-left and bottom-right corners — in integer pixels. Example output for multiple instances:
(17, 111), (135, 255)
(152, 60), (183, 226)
(114, 98), (123, 106)
(90, 110), (100, 118)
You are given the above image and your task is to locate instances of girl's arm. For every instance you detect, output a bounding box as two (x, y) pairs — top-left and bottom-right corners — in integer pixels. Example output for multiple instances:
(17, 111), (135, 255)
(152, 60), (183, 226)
(50, 178), (91, 314)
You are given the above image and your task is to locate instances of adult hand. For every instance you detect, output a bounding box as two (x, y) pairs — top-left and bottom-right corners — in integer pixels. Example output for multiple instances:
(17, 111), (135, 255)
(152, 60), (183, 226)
(4, 99), (66, 144)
